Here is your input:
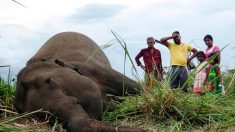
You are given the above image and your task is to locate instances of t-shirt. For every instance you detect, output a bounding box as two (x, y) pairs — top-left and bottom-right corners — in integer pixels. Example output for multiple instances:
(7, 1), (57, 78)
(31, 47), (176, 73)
(167, 42), (193, 66)
(205, 45), (220, 58)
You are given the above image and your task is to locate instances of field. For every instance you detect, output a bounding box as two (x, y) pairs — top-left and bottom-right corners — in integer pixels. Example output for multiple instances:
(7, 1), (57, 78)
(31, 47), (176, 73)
(103, 70), (235, 131)
(0, 33), (235, 131)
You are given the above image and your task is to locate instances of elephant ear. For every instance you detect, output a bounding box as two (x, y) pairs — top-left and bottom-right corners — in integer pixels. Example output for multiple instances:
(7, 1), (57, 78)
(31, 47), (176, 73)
(45, 77), (51, 83)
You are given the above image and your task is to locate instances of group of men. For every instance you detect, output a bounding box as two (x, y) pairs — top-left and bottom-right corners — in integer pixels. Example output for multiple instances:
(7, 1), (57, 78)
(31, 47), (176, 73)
(135, 31), (198, 92)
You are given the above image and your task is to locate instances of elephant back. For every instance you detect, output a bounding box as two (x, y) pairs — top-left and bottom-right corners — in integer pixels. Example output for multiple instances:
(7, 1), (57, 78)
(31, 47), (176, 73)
(27, 32), (111, 67)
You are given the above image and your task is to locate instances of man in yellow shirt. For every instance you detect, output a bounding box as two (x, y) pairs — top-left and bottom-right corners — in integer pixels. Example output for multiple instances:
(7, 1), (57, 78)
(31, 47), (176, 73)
(159, 31), (198, 92)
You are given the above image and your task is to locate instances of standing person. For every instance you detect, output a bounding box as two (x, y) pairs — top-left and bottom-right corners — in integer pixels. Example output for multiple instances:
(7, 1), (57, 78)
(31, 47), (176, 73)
(193, 51), (208, 94)
(204, 35), (221, 64)
(135, 37), (163, 87)
(207, 52), (224, 95)
(159, 31), (198, 92)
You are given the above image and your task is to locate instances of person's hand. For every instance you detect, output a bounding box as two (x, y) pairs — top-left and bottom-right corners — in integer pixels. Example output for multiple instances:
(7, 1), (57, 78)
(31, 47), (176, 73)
(203, 82), (208, 86)
(155, 39), (161, 43)
(140, 64), (145, 70)
(218, 83), (225, 94)
(187, 58), (191, 64)
(219, 83), (226, 95)
(218, 84), (224, 87)
(172, 33), (179, 39)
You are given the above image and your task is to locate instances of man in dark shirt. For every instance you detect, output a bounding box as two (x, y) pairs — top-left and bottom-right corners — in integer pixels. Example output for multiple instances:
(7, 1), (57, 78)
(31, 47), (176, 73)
(135, 37), (163, 87)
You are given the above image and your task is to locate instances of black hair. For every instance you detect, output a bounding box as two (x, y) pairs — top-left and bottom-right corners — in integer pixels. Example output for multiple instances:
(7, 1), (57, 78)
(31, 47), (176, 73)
(173, 31), (180, 35)
(204, 34), (213, 41)
(208, 52), (219, 64)
(197, 51), (206, 57)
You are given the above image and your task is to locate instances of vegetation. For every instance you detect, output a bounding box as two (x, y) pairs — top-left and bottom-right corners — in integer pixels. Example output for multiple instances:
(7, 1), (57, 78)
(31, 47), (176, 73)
(102, 32), (235, 131)
(0, 32), (234, 131)
(0, 65), (16, 120)
(103, 73), (235, 131)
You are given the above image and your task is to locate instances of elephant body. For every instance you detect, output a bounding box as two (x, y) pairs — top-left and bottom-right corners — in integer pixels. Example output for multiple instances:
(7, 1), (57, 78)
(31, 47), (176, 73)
(14, 32), (142, 131)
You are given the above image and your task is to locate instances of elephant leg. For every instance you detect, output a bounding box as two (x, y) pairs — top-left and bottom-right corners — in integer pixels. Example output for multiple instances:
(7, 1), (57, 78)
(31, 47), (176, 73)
(65, 75), (103, 120)
(92, 67), (141, 96)
(66, 62), (141, 96)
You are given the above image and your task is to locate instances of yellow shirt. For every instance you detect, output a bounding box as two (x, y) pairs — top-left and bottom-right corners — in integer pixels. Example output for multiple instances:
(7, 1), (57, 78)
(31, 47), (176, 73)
(167, 42), (193, 66)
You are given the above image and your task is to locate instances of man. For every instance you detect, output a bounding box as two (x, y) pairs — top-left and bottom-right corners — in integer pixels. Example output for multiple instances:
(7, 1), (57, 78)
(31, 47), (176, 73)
(159, 31), (198, 92)
(135, 37), (163, 87)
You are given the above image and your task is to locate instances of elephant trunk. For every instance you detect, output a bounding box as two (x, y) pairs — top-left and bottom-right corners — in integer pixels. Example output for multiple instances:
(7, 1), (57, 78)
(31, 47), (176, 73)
(67, 118), (146, 132)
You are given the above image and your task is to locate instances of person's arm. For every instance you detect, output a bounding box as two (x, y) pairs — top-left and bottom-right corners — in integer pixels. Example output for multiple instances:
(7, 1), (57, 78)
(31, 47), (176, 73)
(151, 49), (163, 80)
(215, 65), (223, 84)
(159, 33), (178, 47)
(218, 53), (221, 65)
(155, 39), (165, 46)
(214, 46), (221, 65)
(158, 51), (163, 79)
(188, 48), (198, 63)
(135, 50), (145, 70)
(159, 36), (171, 47)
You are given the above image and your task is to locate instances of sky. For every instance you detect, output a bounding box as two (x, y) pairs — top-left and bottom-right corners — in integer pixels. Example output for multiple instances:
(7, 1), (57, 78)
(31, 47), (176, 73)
(0, 0), (235, 80)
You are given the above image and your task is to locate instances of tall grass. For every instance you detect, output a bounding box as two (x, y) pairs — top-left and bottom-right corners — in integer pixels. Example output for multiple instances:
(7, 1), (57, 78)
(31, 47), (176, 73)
(103, 75), (235, 130)
(103, 32), (235, 131)
(0, 65), (16, 118)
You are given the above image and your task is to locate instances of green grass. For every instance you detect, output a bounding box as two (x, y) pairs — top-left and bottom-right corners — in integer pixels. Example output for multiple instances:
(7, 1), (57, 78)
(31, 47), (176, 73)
(0, 77), (16, 117)
(103, 74), (235, 131)
(102, 31), (235, 131)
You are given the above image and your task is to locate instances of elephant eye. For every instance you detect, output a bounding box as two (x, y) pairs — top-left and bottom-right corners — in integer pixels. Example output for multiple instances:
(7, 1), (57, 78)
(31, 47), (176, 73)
(45, 77), (51, 83)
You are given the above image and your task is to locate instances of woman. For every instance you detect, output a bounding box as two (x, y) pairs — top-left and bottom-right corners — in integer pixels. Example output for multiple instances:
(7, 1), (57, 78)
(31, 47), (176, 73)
(204, 35), (221, 64)
(207, 52), (224, 95)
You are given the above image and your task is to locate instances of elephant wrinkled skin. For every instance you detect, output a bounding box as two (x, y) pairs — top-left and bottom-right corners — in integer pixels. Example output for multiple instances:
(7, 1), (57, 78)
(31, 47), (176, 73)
(14, 32), (143, 131)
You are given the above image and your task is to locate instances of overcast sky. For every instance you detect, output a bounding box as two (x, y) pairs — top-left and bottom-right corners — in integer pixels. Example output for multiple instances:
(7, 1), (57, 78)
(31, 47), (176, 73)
(0, 0), (235, 80)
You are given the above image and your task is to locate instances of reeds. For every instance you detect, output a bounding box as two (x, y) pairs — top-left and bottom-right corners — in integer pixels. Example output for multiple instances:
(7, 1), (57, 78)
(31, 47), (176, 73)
(0, 65), (16, 118)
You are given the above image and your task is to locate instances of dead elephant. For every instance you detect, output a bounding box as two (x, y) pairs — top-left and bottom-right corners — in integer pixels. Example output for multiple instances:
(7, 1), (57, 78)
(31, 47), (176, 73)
(14, 32), (144, 131)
